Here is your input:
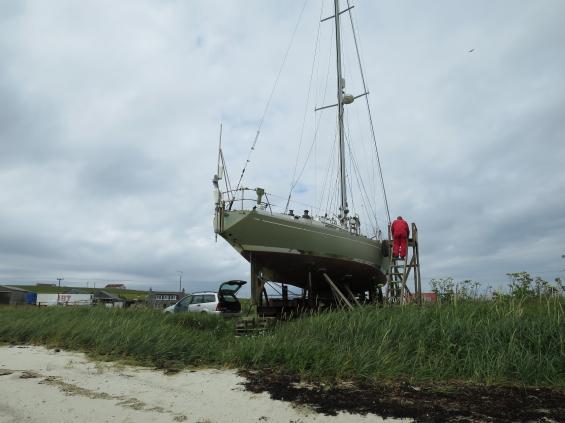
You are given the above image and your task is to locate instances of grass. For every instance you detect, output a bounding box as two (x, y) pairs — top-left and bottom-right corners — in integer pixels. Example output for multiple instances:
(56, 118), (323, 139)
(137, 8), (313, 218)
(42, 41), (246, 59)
(0, 297), (563, 388)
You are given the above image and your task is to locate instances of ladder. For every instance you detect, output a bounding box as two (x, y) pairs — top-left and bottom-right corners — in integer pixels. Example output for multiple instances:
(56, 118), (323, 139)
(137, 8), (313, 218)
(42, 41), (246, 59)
(386, 222), (422, 305)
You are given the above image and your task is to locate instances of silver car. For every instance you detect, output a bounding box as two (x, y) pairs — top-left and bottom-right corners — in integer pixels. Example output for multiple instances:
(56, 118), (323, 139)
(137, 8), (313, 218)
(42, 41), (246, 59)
(164, 280), (246, 315)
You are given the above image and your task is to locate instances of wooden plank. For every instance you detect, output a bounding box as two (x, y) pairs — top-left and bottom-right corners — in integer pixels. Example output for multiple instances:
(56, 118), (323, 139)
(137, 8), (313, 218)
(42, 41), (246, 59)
(322, 273), (354, 310)
(342, 283), (361, 307)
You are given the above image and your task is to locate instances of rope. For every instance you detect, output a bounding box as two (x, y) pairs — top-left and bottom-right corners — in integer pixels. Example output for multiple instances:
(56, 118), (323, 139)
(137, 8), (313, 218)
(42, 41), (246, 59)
(233, 0), (309, 193)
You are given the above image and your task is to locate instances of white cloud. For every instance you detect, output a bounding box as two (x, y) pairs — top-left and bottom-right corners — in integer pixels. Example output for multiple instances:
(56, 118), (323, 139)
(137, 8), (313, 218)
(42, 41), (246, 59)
(1, 0), (564, 293)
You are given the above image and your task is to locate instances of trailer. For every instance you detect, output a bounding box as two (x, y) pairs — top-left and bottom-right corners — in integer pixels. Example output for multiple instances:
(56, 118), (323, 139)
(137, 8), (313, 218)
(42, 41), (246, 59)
(36, 293), (93, 307)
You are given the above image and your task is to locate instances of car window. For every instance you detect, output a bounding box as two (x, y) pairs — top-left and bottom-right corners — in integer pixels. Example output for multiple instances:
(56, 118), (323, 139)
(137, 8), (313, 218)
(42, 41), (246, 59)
(220, 294), (237, 303)
(178, 296), (191, 306)
(191, 295), (204, 304)
(202, 294), (216, 303)
(219, 280), (245, 295)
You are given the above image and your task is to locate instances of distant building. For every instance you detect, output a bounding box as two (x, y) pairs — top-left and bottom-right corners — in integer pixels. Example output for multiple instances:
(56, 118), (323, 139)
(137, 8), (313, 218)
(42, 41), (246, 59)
(105, 283), (126, 290)
(421, 292), (437, 303)
(36, 283), (56, 287)
(410, 292), (437, 303)
(405, 292), (437, 304)
(148, 288), (184, 309)
(0, 285), (35, 306)
(93, 290), (125, 308)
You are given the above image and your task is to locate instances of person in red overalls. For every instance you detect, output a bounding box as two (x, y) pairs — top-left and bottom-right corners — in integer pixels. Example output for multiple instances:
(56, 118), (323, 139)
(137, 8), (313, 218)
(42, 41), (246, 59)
(391, 216), (410, 259)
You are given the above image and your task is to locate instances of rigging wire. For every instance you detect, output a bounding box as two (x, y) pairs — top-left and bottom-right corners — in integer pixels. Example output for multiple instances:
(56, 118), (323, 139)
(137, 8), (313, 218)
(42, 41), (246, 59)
(221, 153), (233, 195)
(217, 125), (235, 197)
(232, 0), (309, 195)
(318, 123), (338, 214)
(286, 114), (321, 212)
(268, 192), (321, 214)
(290, 0), (389, 230)
(318, 114), (338, 215)
(345, 129), (380, 236)
(325, 130), (340, 216)
(285, 2), (324, 213)
(344, 111), (381, 234)
(343, 124), (363, 229)
(286, 13), (335, 214)
(346, 147), (355, 219)
(346, 0), (391, 226)
(315, 24), (338, 214)
(351, 91), (377, 214)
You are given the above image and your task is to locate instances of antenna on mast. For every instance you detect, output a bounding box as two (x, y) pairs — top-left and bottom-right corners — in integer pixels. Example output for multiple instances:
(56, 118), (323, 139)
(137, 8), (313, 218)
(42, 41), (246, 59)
(216, 123), (223, 177)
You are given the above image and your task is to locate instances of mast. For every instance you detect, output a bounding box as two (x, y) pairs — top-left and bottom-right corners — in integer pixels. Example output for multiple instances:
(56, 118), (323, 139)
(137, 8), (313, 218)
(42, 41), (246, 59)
(334, 0), (348, 221)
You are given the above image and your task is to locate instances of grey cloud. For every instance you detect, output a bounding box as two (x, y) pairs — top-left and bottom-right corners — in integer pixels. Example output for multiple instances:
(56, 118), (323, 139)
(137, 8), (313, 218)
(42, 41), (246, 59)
(0, 0), (564, 292)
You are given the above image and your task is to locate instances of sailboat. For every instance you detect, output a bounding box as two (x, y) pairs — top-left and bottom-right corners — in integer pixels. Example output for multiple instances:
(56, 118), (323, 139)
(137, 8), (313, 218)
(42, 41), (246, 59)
(213, 0), (391, 313)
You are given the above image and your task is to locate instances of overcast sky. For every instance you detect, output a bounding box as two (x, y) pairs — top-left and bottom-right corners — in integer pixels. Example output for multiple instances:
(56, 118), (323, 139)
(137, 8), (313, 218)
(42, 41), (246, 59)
(1, 0), (564, 294)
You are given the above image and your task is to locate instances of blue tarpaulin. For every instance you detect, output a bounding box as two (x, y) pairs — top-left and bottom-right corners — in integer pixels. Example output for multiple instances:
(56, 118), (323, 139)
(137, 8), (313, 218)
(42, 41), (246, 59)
(25, 292), (37, 305)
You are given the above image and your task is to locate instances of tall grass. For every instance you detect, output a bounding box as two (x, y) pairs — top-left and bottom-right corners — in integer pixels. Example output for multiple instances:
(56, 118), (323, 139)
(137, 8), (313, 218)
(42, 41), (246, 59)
(240, 298), (564, 386)
(1, 297), (563, 388)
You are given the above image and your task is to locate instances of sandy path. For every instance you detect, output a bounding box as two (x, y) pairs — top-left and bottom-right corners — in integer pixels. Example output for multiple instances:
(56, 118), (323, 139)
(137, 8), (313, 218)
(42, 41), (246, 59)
(0, 346), (403, 423)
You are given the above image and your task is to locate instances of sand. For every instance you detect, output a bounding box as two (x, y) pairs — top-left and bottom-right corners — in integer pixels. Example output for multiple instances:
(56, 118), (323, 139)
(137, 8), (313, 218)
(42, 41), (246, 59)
(0, 345), (404, 423)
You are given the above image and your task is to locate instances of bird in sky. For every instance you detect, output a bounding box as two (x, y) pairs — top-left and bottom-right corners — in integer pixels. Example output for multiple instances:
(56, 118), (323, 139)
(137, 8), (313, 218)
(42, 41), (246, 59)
(468, 48), (475, 53)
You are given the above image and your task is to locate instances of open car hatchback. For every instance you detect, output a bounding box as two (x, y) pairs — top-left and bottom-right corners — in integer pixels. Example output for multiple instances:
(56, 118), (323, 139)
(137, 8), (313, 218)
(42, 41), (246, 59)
(164, 280), (247, 315)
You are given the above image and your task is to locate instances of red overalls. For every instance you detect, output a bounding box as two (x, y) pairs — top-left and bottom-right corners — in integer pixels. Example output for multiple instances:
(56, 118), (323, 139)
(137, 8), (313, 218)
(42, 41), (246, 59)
(391, 218), (410, 258)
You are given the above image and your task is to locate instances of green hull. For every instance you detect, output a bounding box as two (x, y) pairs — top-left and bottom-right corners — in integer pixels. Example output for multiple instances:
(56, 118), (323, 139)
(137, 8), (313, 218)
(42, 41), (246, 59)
(215, 209), (389, 292)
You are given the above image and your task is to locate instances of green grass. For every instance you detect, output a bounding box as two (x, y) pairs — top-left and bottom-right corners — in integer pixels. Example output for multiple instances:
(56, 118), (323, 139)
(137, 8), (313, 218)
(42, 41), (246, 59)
(0, 297), (563, 388)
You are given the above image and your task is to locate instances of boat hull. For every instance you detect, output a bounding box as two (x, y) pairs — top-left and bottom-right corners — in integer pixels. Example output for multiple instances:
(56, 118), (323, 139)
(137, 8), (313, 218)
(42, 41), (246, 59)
(216, 209), (389, 292)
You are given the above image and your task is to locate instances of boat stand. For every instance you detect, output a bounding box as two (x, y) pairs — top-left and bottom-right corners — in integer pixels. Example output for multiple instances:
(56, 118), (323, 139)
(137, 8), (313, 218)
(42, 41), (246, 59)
(322, 272), (355, 310)
(385, 223), (422, 304)
(250, 256), (366, 317)
(250, 259), (296, 318)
